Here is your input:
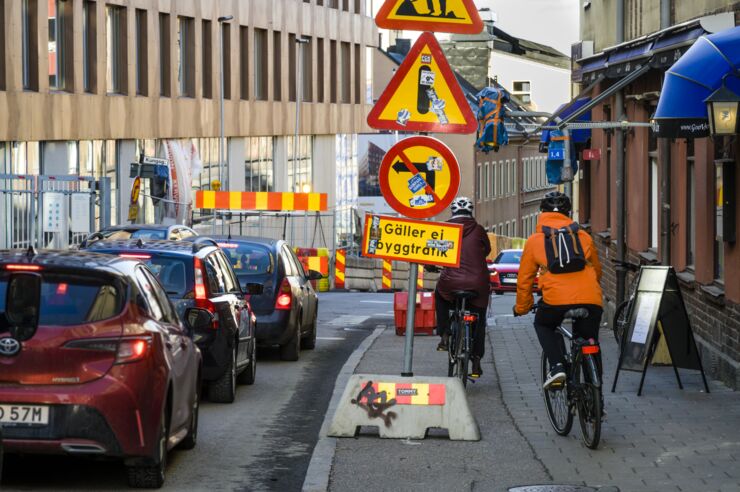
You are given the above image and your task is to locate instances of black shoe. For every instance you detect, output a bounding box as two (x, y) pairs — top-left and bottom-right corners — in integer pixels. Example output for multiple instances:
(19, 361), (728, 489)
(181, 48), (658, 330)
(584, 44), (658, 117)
(470, 357), (482, 378)
(543, 363), (566, 389)
(437, 334), (449, 351)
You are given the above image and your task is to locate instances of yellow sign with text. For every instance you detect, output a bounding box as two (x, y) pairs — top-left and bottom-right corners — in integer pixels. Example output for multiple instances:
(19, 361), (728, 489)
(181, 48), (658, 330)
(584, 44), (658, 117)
(362, 214), (463, 268)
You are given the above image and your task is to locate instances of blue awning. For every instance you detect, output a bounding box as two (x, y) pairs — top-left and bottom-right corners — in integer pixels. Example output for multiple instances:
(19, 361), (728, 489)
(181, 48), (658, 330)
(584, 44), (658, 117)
(541, 97), (592, 145)
(653, 25), (740, 137)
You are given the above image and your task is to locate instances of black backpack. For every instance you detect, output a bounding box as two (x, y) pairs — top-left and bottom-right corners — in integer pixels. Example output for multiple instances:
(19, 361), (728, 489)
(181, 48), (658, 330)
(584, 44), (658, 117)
(542, 223), (587, 274)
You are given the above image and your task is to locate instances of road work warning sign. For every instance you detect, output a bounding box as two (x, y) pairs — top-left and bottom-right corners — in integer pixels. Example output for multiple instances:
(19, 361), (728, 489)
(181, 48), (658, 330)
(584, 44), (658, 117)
(375, 0), (484, 34)
(362, 214), (463, 267)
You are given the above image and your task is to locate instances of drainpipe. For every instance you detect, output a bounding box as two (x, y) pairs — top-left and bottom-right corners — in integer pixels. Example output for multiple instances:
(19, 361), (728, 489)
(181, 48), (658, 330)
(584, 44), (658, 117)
(615, 0), (627, 307)
(659, 0), (672, 266)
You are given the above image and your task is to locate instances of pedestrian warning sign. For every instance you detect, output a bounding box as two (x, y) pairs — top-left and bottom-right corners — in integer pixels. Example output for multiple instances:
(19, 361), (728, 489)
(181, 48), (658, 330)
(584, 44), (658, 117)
(367, 32), (477, 134)
(379, 136), (460, 219)
(375, 0), (484, 34)
(362, 214), (463, 268)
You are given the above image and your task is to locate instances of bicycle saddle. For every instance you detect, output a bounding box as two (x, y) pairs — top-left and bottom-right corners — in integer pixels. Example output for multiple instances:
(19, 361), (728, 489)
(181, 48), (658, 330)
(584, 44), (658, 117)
(452, 290), (478, 300)
(563, 308), (589, 320)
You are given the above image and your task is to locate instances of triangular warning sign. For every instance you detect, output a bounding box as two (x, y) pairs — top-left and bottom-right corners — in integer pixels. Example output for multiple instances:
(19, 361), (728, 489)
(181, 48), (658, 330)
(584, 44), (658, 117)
(367, 32), (477, 134)
(376, 0), (484, 34)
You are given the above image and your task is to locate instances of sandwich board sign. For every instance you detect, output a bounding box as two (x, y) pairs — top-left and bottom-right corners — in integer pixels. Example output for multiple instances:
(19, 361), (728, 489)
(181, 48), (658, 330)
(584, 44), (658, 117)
(375, 0), (484, 34)
(611, 266), (710, 396)
(378, 136), (460, 219)
(367, 32), (477, 134)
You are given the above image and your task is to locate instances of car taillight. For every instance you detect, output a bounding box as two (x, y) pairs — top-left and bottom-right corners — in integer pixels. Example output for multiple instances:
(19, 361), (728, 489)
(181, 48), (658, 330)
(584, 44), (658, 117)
(4, 264), (41, 271)
(193, 257), (219, 329)
(275, 279), (292, 310)
(64, 337), (151, 364)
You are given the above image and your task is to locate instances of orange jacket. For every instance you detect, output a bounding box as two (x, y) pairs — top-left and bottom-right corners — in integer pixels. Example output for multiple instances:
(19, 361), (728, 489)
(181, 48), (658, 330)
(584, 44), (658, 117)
(514, 212), (603, 314)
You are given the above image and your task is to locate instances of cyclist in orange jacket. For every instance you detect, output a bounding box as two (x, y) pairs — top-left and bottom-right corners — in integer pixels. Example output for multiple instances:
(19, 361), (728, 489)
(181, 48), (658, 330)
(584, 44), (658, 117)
(513, 191), (603, 389)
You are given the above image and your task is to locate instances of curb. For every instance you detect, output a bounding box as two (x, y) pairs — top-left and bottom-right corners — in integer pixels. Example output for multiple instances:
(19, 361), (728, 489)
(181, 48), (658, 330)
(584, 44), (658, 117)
(301, 325), (386, 492)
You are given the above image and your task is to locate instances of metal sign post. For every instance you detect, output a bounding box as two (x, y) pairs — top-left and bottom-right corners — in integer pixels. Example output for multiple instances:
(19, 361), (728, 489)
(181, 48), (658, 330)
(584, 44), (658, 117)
(402, 262), (419, 376)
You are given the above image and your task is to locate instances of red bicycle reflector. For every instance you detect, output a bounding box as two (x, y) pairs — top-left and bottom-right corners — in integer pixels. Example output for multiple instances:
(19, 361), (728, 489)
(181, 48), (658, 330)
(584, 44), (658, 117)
(119, 253), (151, 259)
(463, 315), (477, 322)
(5, 264), (41, 271)
(217, 243), (239, 249)
(581, 345), (600, 355)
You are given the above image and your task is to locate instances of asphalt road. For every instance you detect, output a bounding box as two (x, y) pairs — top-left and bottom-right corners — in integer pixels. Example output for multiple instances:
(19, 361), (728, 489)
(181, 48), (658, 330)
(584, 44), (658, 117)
(1, 292), (395, 491)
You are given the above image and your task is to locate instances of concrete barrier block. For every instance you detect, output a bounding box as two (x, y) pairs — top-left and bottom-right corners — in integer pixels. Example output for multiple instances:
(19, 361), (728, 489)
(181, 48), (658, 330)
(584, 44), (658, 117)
(328, 374), (480, 441)
(346, 278), (375, 291)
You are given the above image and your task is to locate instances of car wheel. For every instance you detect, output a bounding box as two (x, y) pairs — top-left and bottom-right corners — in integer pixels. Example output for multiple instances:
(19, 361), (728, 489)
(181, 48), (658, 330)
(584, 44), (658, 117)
(301, 313), (317, 350)
(237, 340), (256, 385)
(207, 345), (237, 403)
(280, 321), (301, 361)
(179, 377), (200, 450)
(127, 406), (168, 488)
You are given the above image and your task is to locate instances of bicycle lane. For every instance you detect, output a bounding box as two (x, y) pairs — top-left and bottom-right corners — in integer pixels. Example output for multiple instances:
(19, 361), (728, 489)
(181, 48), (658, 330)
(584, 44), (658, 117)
(490, 295), (740, 492)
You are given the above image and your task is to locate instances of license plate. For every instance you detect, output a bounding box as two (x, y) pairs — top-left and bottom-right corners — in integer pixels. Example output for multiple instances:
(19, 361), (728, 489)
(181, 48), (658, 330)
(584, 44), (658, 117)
(502, 278), (517, 284)
(0, 404), (49, 426)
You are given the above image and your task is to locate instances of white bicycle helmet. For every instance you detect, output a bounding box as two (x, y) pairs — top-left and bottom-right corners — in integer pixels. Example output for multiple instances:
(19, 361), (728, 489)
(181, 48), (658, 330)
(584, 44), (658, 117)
(450, 196), (474, 216)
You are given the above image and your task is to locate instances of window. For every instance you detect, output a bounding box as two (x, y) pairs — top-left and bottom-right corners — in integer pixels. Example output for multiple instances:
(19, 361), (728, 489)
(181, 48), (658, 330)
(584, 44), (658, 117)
(649, 130), (658, 250)
(222, 243), (274, 276)
(158, 14), (170, 96)
(273, 31), (282, 101)
(141, 267), (178, 324)
(105, 140), (119, 224)
(22, 0), (39, 91)
(504, 160), (510, 195)
(221, 23), (231, 99)
(135, 9), (148, 96)
(239, 26), (249, 100)
(687, 140), (695, 268)
(106, 5), (127, 94)
(714, 160), (724, 282)
(317, 38), (325, 103)
(135, 268), (164, 321)
(254, 28), (268, 101)
(288, 33), (296, 102)
(178, 16), (195, 97)
(365, 45), (373, 104)
(83, 1), (96, 93)
(202, 20), (212, 98)
(0, 1), (3, 90)
(193, 138), (225, 191)
(214, 252), (239, 293)
(511, 159), (517, 193)
(498, 161), (504, 196)
(204, 254), (227, 295)
(330, 40), (338, 103)
(245, 137), (274, 192)
(604, 105), (612, 229)
(484, 162), (489, 199)
(49, 0), (72, 91)
(476, 164), (482, 201)
(341, 42), (351, 103)
(512, 81), (531, 105)
(287, 136), (313, 192)
(354, 44), (361, 103)
(342, 0), (350, 11)
(303, 37), (313, 102)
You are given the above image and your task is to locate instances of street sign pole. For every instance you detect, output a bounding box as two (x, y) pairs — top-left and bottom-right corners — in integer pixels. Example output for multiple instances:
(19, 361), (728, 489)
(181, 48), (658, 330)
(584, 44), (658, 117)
(403, 262), (418, 376)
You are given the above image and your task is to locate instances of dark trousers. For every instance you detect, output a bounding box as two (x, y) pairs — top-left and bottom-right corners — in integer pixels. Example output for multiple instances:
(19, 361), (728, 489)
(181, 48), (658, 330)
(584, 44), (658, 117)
(534, 303), (603, 369)
(435, 290), (486, 358)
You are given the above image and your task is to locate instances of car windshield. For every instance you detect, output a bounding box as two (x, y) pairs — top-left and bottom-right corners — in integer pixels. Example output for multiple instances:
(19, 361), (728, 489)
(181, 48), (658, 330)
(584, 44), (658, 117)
(218, 242), (273, 275)
(496, 251), (522, 264)
(0, 273), (123, 326)
(140, 255), (194, 298)
(103, 229), (167, 240)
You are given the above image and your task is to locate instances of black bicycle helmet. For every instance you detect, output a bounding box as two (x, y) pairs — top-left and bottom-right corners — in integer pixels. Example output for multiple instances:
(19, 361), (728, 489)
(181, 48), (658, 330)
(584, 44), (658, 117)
(540, 191), (571, 215)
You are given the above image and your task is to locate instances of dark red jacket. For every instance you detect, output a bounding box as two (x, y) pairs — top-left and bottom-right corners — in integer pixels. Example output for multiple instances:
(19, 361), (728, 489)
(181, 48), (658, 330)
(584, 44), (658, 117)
(436, 216), (492, 309)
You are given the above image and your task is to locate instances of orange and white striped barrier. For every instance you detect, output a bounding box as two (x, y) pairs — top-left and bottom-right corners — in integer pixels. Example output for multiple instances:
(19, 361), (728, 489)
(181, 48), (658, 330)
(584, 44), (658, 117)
(334, 249), (346, 289)
(382, 260), (392, 290)
(195, 191), (328, 211)
(298, 256), (329, 276)
(417, 266), (424, 290)
(358, 382), (445, 406)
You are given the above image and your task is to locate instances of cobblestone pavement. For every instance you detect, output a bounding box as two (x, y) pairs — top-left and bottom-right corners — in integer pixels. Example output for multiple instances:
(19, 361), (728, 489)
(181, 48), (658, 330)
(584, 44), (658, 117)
(491, 312), (740, 492)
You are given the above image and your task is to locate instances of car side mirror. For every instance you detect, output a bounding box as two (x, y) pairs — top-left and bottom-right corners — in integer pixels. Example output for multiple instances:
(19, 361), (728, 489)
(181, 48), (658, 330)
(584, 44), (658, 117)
(244, 283), (263, 295)
(307, 270), (323, 281)
(184, 308), (213, 334)
(4, 273), (42, 341)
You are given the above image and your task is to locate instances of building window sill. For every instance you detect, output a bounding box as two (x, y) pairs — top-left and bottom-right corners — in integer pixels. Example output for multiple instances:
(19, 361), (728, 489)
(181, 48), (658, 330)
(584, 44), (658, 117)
(638, 250), (659, 264)
(676, 270), (696, 290)
(700, 283), (725, 307)
(596, 230), (611, 242)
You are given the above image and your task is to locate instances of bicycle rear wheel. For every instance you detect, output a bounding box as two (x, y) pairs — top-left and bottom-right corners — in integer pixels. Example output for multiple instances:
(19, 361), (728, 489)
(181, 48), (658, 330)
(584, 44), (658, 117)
(577, 356), (602, 449)
(447, 319), (462, 377)
(541, 351), (573, 436)
(458, 326), (470, 388)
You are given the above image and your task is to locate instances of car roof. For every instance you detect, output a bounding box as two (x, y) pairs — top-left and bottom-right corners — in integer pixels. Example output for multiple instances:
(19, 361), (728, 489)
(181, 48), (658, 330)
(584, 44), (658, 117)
(210, 236), (280, 248)
(0, 249), (141, 279)
(84, 238), (219, 257)
(100, 224), (193, 233)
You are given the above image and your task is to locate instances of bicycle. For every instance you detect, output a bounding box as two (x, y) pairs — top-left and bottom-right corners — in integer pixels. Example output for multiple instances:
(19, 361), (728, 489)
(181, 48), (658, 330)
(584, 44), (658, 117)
(447, 290), (479, 388)
(611, 259), (641, 346)
(540, 307), (603, 449)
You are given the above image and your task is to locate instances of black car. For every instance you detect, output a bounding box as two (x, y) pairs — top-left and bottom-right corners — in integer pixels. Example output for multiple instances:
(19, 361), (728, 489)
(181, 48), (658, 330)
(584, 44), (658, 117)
(80, 224), (198, 248)
(212, 237), (321, 361)
(85, 237), (258, 403)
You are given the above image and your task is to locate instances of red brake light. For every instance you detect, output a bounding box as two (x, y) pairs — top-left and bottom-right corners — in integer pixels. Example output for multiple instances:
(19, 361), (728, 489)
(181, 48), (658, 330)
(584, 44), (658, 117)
(117, 338), (150, 363)
(5, 264), (41, 271)
(581, 345), (600, 355)
(56, 283), (68, 295)
(193, 257), (219, 329)
(275, 279), (292, 310)
(119, 253), (151, 259)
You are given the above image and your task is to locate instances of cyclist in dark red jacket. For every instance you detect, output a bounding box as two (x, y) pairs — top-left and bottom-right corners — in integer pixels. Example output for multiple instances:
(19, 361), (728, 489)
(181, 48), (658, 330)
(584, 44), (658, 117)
(433, 197), (491, 378)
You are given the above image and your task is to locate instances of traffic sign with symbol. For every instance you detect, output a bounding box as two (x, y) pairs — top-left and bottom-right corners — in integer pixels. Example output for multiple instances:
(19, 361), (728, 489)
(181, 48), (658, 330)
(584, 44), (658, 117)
(367, 32), (477, 134)
(375, 0), (484, 34)
(379, 136), (460, 219)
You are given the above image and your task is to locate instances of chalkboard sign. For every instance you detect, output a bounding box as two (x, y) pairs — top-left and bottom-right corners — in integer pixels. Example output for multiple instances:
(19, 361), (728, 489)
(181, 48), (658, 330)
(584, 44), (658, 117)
(612, 266), (709, 396)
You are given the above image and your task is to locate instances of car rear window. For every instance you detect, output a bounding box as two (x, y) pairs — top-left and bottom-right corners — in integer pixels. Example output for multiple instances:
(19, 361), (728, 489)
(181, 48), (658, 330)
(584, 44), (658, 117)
(0, 274), (123, 326)
(104, 229), (167, 240)
(496, 251), (522, 264)
(140, 255), (194, 298)
(218, 242), (273, 276)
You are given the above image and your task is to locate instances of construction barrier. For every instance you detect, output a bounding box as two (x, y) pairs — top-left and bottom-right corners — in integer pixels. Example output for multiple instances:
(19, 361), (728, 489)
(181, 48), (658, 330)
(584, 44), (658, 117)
(382, 260), (393, 291)
(297, 255), (330, 292)
(195, 191), (328, 211)
(335, 249), (346, 289)
(417, 266), (424, 290)
(394, 291), (436, 336)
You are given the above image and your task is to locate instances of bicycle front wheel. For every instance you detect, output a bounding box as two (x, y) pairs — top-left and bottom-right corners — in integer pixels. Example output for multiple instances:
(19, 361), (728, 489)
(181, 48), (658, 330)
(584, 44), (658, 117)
(541, 351), (573, 436)
(613, 300), (631, 346)
(577, 356), (602, 449)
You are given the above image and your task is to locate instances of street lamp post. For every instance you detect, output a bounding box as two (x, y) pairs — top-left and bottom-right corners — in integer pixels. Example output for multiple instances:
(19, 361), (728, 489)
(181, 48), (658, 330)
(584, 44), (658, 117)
(217, 15), (233, 234)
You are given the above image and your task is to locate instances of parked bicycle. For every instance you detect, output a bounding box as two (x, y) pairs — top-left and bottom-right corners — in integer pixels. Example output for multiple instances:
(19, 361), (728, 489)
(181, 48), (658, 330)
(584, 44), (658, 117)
(540, 307), (603, 449)
(611, 259), (641, 346)
(447, 290), (479, 388)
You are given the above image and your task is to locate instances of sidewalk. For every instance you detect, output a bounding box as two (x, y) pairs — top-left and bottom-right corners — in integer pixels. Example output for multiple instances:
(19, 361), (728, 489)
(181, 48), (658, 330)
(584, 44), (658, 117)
(325, 314), (740, 491)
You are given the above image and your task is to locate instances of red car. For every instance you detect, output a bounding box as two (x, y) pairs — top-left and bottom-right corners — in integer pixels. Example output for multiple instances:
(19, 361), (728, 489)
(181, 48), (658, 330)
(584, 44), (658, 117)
(489, 249), (540, 295)
(0, 250), (201, 488)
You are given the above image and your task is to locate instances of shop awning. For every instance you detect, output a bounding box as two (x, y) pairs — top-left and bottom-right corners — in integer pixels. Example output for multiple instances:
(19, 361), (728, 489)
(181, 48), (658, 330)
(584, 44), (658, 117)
(541, 97), (593, 145)
(653, 25), (740, 138)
